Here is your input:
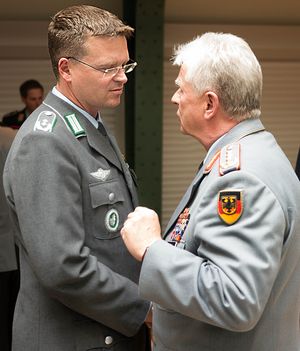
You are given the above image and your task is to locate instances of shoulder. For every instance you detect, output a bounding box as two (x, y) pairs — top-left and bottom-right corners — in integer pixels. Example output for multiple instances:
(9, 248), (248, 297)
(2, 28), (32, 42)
(32, 110), (58, 133)
(31, 109), (86, 139)
(204, 142), (241, 176)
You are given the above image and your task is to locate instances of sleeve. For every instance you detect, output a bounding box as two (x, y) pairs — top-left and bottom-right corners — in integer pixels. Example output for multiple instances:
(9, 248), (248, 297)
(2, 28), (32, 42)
(139, 170), (285, 332)
(8, 131), (149, 336)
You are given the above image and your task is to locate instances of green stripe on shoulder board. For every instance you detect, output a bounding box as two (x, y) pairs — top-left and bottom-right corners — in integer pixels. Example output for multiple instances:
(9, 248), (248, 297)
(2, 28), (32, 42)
(64, 113), (86, 137)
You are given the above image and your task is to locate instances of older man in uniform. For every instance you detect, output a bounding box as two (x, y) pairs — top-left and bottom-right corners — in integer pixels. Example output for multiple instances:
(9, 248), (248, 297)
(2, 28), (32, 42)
(121, 32), (300, 351)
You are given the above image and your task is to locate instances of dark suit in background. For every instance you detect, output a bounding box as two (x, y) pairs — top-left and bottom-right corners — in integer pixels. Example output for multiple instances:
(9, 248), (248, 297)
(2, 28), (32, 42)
(1, 80), (43, 130)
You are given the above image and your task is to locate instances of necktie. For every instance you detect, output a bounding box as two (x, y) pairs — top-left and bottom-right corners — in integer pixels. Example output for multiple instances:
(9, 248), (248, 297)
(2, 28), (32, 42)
(97, 122), (107, 136)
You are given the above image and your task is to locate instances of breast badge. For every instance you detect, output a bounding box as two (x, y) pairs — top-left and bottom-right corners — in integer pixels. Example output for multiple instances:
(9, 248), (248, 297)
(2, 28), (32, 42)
(90, 168), (111, 181)
(218, 190), (243, 225)
(105, 209), (119, 232)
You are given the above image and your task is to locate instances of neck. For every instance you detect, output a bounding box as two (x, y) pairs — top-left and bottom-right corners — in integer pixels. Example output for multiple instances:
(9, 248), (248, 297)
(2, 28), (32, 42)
(200, 117), (239, 151)
(56, 82), (98, 118)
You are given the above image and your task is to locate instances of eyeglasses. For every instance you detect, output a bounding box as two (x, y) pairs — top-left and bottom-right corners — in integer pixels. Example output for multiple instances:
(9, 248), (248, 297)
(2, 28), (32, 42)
(67, 57), (137, 78)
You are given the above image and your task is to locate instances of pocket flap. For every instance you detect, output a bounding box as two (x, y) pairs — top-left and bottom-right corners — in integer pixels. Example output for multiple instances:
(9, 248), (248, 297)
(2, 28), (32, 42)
(89, 181), (124, 208)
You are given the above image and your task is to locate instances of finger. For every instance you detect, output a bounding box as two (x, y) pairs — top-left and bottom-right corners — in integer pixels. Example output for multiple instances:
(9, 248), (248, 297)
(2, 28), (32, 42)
(127, 211), (135, 218)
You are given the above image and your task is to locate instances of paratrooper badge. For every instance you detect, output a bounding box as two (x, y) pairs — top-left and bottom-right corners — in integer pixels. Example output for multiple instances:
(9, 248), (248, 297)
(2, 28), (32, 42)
(218, 190), (243, 225)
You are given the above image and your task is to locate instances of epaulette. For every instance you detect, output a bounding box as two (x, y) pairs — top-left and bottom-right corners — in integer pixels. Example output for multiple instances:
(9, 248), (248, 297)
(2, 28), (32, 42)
(33, 111), (57, 132)
(64, 113), (86, 138)
(219, 142), (240, 176)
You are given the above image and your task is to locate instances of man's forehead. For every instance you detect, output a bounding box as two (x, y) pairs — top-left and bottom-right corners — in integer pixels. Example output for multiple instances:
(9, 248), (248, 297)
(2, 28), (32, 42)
(175, 77), (182, 87)
(175, 65), (187, 86)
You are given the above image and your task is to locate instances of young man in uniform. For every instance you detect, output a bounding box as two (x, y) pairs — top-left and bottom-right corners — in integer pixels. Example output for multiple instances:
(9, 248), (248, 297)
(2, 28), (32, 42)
(4, 5), (151, 351)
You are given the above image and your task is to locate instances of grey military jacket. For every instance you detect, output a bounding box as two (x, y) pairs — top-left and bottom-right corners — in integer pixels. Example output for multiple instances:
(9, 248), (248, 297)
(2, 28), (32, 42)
(139, 118), (300, 351)
(0, 126), (17, 272)
(3, 92), (150, 351)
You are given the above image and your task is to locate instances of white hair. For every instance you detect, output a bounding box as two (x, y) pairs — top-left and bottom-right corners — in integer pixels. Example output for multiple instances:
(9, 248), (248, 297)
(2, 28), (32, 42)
(173, 32), (263, 120)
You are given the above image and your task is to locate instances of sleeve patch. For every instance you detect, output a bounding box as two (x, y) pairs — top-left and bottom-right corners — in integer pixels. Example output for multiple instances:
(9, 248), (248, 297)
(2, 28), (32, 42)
(33, 111), (57, 132)
(218, 190), (243, 225)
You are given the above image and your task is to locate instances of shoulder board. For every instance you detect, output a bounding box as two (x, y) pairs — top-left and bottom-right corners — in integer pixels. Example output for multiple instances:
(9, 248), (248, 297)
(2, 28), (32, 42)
(219, 142), (241, 176)
(33, 111), (57, 133)
(64, 113), (86, 138)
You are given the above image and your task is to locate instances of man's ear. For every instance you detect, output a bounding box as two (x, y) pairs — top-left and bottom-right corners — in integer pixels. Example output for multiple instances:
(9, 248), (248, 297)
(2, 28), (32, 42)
(203, 91), (219, 120)
(58, 58), (72, 82)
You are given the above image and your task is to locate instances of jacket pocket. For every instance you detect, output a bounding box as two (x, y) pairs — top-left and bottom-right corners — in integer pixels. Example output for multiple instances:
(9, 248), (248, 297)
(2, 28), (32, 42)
(89, 180), (125, 239)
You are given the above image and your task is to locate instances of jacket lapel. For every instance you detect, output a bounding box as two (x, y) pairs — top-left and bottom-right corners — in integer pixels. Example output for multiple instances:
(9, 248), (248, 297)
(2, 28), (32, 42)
(163, 163), (206, 238)
(42, 92), (122, 171)
(107, 132), (139, 207)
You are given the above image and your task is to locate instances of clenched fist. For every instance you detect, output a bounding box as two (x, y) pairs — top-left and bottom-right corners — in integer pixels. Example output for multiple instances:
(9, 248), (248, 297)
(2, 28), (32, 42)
(121, 207), (162, 261)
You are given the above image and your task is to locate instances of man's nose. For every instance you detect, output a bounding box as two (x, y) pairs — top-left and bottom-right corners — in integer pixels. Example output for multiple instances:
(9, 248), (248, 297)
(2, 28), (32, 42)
(114, 69), (128, 83)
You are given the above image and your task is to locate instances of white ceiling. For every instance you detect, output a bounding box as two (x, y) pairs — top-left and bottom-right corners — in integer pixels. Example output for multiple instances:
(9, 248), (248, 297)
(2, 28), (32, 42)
(1, 0), (300, 24)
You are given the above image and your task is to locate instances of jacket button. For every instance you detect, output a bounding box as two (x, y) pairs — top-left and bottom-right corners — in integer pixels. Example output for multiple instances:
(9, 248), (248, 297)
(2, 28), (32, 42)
(105, 336), (113, 345)
(108, 192), (115, 201)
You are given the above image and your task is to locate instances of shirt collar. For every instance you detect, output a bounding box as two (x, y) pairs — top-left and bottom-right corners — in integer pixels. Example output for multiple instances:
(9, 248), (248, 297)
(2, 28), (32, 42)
(52, 86), (102, 129)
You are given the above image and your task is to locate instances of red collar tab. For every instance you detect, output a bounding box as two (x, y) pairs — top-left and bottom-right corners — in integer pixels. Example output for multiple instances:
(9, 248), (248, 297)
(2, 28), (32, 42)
(204, 150), (221, 174)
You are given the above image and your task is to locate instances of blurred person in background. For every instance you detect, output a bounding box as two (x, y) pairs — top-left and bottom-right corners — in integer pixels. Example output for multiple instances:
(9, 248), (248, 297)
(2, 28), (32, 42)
(1, 79), (44, 129)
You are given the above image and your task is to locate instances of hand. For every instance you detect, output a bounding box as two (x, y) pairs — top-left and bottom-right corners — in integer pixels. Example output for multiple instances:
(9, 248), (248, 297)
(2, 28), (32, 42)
(121, 207), (162, 261)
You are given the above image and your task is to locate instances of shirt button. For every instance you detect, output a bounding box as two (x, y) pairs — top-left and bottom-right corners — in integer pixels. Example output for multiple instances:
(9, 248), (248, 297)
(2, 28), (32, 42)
(108, 192), (115, 202)
(105, 336), (113, 345)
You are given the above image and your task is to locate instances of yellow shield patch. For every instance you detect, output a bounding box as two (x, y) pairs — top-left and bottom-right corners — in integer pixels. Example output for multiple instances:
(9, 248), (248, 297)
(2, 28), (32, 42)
(218, 190), (243, 225)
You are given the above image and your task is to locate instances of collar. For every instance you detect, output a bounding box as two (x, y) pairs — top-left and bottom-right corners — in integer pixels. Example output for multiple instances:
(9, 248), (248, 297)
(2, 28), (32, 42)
(52, 87), (100, 129)
(203, 118), (265, 173)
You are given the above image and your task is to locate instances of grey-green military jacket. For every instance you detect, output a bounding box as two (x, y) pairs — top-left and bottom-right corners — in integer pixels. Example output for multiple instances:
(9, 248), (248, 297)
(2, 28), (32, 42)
(0, 126), (17, 272)
(139, 118), (300, 351)
(3, 92), (150, 351)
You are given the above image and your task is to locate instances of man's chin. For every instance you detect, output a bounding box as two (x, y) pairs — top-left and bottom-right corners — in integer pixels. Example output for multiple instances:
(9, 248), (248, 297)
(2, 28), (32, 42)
(179, 125), (187, 135)
(104, 98), (122, 109)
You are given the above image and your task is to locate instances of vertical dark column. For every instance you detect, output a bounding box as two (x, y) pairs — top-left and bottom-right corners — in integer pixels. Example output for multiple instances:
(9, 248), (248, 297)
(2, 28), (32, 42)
(123, 0), (164, 216)
(123, 0), (136, 169)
